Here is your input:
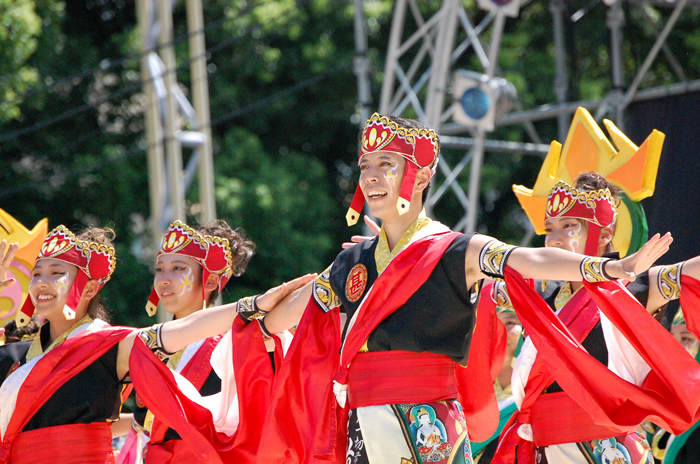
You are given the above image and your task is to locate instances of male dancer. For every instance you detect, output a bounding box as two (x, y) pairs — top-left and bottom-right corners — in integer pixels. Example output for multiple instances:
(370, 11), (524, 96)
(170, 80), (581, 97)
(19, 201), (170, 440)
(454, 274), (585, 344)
(254, 113), (670, 464)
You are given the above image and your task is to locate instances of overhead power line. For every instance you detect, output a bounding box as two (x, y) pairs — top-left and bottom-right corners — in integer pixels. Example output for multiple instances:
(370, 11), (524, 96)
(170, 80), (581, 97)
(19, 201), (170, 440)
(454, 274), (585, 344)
(0, 60), (352, 200)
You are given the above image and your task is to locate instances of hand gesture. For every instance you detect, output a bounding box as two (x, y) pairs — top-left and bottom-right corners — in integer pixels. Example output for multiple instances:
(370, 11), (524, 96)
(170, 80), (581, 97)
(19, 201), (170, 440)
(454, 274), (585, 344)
(607, 232), (673, 281)
(256, 273), (317, 312)
(342, 215), (381, 249)
(0, 240), (19, 293)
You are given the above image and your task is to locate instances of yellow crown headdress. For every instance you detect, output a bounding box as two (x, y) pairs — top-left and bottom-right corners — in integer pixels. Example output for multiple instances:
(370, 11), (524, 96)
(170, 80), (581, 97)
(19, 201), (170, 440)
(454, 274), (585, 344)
(0, 209), (48, 328)
(513, 107), (665, 257)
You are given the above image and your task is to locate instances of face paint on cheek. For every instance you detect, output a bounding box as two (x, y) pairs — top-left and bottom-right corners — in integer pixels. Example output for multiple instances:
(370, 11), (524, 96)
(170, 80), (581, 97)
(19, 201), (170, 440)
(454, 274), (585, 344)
(28, 283), (39, 306)
(384, 165), (399, 186)
(177, 268), (195, 297)
(54, 274), (71, 298)
(567, 223), (583, 250)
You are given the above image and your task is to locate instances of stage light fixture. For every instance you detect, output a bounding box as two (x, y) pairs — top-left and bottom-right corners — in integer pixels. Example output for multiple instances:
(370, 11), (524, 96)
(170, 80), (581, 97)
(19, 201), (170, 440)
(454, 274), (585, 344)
(452, 70), (518, 132)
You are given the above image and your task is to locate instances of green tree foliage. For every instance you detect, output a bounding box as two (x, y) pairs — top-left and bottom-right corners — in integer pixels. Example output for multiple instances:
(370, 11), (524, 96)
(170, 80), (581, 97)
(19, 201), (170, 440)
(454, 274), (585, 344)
(0, 0), (43, 121)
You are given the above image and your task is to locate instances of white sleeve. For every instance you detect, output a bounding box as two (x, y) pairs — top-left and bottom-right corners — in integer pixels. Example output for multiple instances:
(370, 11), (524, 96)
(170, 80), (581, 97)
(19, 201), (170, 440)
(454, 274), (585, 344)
(600, 312), (651, 386)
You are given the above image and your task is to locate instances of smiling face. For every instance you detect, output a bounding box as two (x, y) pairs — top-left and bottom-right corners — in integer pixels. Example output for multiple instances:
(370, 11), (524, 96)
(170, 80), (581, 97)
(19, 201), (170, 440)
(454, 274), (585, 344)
(544, 217), (588, 254)
(359, 151), (407, 220)
(154, 254), (204, 318)
(29, 258), (79, 321)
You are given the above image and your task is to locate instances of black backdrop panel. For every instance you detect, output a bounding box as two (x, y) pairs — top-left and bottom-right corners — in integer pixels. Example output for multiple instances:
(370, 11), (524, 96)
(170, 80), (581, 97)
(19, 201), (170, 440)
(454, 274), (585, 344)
(627, 92), (700, 265)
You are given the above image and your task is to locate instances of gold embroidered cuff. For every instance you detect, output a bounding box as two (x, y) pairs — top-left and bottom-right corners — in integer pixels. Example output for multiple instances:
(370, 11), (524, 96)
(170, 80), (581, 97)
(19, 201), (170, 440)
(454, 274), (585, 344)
(580, 257), (614, 283)
(237, 295), (267, 322)
(138, 324), (173, 362)
(657, 262), (683, 300)
(479, 240), (518, 279)
(313, 266), (341, 313)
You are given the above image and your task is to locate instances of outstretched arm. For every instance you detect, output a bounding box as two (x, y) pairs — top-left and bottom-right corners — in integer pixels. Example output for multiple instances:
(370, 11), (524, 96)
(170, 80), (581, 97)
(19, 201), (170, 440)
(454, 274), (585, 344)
(116, 273), (316, 378)
(464, 233), (673, 289)
(646, 255), (700, 315)
(157, 273), (316, 353)
(260, 281), (314, 334)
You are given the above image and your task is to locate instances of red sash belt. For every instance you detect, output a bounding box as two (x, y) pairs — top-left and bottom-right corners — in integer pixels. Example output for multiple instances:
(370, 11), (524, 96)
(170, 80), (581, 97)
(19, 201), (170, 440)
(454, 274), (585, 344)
(10, 422), (114, 464)
(347, 351), (457, 409)
(145, 439), (200, 464)
(529, 392), (631, 446)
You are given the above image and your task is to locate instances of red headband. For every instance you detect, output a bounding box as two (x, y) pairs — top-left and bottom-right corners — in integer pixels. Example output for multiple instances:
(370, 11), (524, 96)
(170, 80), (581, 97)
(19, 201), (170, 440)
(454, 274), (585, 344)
(17, 225), (116, 326)
(546, 181), (616, 256)
(145, 221), (234, 316)
(346, 113), (439, 226)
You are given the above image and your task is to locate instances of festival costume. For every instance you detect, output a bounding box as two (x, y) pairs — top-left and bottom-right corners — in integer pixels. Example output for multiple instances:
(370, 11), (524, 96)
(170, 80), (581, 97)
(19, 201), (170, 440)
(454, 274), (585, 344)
(490, 110), (700, 464)
(256, 114), (507, 464)
(650, 277), (700, 464)
(255, 215), (506, 464)
(128, 221), (275, 464)
(0, 226), (131, 464)
(470, 283), (519, 464)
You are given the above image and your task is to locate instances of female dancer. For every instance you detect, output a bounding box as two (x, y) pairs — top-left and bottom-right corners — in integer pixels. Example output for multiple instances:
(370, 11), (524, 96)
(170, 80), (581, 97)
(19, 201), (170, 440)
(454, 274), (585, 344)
(0, 226), (132, 464)
(0, 224), (308, 464)
(493, 173), (700, 464)
(126, 220), (255, 464)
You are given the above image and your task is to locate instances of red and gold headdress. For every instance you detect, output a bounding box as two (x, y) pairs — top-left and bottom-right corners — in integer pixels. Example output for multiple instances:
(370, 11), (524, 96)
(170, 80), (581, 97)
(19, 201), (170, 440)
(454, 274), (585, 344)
(545, 181), (617, 255)
(16, 225), (116, 326)
(145, 220), (234, 316)
(346, 113), (439, 226)
(513, 107), (665, 257)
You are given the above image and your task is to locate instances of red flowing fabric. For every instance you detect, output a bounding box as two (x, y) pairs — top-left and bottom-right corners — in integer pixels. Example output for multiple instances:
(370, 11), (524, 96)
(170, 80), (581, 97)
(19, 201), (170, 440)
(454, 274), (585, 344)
(681, 274), (700, 339)
(148, 335), (223, 446)
(0, 326), (132, 464)
(10, 422), (114, 464)
(258, 231), (504, 463)
(503, 267), (700, 434)
(457, 283), (506, 442)
(144, 439), (202, 464)
(492, 281), (607, 464)
(257, 299), (343, 464)
(129, 316), (274, 464)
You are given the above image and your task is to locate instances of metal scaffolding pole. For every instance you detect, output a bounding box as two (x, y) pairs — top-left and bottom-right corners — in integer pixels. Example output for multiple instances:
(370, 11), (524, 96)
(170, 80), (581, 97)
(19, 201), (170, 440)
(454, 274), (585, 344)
(137, 0), (166, 248)
(380, 0), (408, 113)
(158, 0), (185, 227)
(606, 1), (625, 128)
(465, 10), (507, 233)
(424, 0), (459, 128)
(186, 0), (217, 224)
(354, 0), (373, 123)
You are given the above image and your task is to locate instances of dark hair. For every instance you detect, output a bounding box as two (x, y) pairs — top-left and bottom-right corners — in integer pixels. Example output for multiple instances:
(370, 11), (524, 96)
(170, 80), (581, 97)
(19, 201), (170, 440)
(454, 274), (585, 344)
(3, 317), (42, 343)
(573, 172), (620, 254)
(573, 171), (622, 202)
(198, 220), (255, 306)
(384, 114), (438, 207)
(76, 226), (115, 322)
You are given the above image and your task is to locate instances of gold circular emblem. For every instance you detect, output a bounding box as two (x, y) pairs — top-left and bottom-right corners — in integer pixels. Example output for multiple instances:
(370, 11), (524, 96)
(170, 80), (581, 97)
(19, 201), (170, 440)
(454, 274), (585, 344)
(346, 264), (368, 303)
